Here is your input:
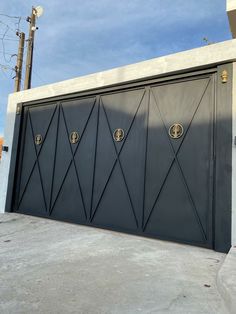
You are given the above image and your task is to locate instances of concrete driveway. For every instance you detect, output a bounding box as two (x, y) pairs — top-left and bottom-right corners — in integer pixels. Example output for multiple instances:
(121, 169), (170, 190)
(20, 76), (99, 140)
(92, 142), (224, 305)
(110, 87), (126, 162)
(0, 213), (228, 314)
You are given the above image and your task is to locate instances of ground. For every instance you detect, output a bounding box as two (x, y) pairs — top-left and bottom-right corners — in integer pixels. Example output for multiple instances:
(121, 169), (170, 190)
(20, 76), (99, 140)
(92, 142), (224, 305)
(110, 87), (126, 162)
(0, 213), (228, 314)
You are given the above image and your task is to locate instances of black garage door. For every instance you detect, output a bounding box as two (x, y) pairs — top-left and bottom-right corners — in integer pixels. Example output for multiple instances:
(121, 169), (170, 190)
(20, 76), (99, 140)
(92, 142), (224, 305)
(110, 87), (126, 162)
(13, 74), (215, 248)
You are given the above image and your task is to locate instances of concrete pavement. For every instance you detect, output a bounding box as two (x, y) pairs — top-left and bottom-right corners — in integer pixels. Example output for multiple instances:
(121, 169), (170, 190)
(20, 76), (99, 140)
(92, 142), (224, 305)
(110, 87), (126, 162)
(0, 213), (228, 314)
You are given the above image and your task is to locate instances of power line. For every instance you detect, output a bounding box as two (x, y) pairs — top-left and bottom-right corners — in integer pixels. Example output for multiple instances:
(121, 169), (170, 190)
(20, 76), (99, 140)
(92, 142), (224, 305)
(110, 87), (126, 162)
(0, 34), (18, 39)
(0, 20), (16, 33)
(0, 14), (21, 19)
(0, 37), (18, 41)
(32, 68), (46, 84)
(0, 63), (15, 70)
(0, 50), (17, 56)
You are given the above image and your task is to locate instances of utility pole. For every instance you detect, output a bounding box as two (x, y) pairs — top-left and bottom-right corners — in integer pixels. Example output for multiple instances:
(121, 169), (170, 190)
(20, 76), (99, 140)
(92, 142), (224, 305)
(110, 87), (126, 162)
(24, 7), (37, 90)
(14, 32), (25, 92)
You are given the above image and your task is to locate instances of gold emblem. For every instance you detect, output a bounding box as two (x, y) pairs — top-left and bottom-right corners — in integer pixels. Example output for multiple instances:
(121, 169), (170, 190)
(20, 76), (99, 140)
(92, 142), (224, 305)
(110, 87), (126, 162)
(169, 124), (184, 139)
(221, 70), (228, 83)
(70, 131), (80, 144)
(113, 128), (125, 142)
(35, 134), (43, 145)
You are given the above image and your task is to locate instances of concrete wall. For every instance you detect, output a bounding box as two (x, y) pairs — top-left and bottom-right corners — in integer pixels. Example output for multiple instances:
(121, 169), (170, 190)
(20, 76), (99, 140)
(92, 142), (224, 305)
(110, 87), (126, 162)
(1, 39), (236, 247)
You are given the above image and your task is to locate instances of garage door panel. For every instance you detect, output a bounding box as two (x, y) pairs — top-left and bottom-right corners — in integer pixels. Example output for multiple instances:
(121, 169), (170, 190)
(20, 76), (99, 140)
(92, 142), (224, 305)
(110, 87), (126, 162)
(18, 105), (57, 207)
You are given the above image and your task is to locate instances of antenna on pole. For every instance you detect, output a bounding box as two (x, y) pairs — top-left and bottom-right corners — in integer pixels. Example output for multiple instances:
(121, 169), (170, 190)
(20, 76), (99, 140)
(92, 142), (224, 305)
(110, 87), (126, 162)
(24, 5), (43, 90)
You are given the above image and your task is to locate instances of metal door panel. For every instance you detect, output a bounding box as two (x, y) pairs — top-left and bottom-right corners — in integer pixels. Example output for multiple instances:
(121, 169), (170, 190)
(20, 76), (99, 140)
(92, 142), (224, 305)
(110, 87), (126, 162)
(143, 78), (213, 243)
(91, 89), (146, 225)
(50, 97), (96, 220)
(17, 104), (58, 214)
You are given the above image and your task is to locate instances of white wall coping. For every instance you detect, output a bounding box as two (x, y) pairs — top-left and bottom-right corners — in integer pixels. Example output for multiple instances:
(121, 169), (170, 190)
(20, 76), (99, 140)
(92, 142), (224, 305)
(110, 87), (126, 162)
(7, 39), (236, 105)
(227, 0), (236, 38)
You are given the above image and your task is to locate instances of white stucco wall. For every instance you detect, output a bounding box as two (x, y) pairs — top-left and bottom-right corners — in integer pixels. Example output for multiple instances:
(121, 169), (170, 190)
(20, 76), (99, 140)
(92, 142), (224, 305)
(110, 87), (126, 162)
(1, 39), (236, 246)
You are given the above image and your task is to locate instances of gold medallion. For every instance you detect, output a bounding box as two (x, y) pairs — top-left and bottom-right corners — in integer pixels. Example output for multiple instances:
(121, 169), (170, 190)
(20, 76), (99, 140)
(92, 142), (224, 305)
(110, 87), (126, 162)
(35, 134), (43, 145)
(70, 131), (80, 144)
(169, 124), (184, 139)
(113, 128), (125, 142)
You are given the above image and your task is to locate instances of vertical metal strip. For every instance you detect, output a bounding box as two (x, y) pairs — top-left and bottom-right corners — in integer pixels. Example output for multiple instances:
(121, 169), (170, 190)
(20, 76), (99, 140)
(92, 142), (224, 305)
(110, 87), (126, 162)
(49, 103), (60, 214)
(90, 96), (100, 222)
(142, 87), (150, 230)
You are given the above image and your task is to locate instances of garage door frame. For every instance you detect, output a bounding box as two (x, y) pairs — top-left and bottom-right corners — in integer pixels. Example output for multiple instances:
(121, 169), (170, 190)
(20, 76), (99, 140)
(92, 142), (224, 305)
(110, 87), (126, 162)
(5, 64), (232, 252)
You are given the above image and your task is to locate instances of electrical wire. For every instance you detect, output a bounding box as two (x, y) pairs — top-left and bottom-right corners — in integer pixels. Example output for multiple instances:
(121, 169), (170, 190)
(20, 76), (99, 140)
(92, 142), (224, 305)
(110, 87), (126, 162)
(0, 14), (21, 19)
(0, 20), (16, 33)
(0, 37), (18, 42)
(0, 50), (16, 56)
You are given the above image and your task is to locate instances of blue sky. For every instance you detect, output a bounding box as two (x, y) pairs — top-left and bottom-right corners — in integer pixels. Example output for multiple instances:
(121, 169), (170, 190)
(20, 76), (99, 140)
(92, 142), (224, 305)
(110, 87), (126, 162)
(0, 0), (232, 136)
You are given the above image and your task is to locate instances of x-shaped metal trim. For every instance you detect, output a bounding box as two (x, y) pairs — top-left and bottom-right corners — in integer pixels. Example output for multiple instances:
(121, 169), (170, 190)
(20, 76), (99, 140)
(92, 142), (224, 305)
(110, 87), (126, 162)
(49, 99), (96, 216)
(17, 105), (57, 212)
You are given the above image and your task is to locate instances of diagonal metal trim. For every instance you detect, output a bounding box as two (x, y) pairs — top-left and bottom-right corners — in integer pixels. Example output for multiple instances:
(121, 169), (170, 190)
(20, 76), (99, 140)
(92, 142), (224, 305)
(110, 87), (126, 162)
(142, 87), (151, 229)
(60, 104), (87, 219)
(101, 101), (139, 228)
(91, 90), (146, 221)
(143, 79), (211, 239)
(17, 105), (57, 210)
(50, 98), (96, 215)
(89, 96), (100, 221)
(49, 104), (60, 211)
